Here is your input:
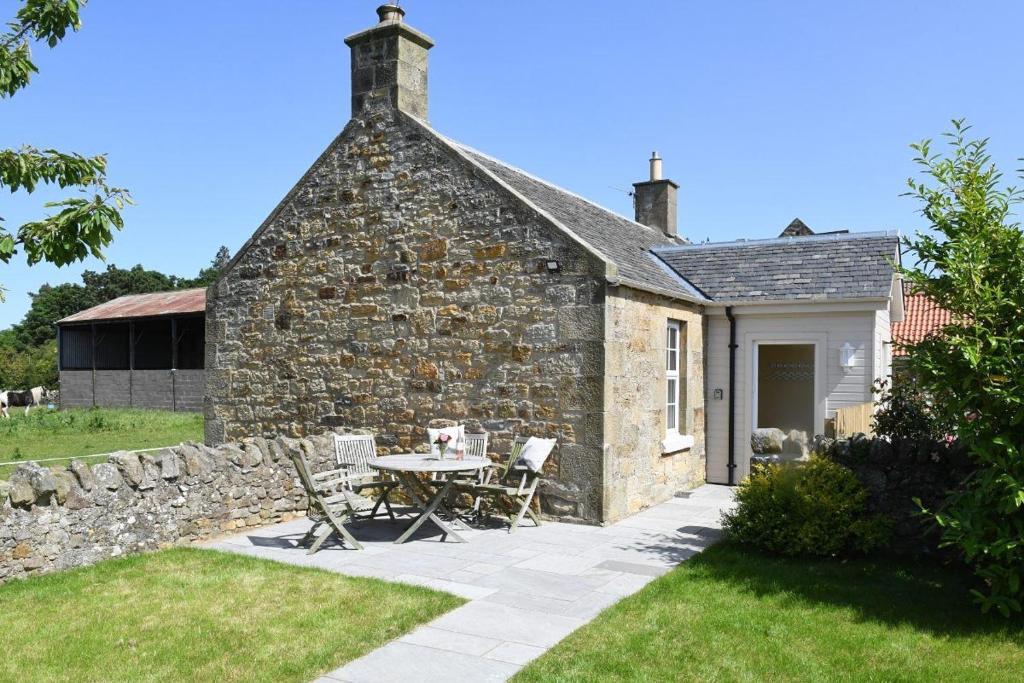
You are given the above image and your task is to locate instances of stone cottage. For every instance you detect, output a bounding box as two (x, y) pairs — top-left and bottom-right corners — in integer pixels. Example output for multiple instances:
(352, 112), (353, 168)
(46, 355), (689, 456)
(206, 6), (902, 524)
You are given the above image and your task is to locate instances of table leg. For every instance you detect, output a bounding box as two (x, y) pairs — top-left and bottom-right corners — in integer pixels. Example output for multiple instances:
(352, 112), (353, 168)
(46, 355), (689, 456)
(394, 474), (466, 544)
(407, 472), (468, 530)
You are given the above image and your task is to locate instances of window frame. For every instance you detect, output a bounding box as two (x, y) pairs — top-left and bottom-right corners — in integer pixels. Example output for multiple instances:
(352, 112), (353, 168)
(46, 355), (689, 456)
(665, 320), (681, 435)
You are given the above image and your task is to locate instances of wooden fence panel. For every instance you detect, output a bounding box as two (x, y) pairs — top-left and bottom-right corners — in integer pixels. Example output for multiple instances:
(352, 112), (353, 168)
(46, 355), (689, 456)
(835, 401), (875, 438)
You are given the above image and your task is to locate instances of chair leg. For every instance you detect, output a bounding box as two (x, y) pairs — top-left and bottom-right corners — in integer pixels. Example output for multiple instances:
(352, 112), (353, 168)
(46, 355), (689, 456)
(368, 488), (395, 522)
(334, 520), (364, 551)
(509, 489), (538, 534)
(307, 524), (334, 555)
(322, 508), (365, 551)
(525, 506), (542, 527)
(299, 520), (323, 549)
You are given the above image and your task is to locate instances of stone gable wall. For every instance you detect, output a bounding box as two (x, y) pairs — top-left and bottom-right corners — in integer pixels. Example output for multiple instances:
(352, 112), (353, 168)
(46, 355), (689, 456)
(206, 109), (608, 522)
(603, 288), (706, 521)
(0, 434), (338, 583)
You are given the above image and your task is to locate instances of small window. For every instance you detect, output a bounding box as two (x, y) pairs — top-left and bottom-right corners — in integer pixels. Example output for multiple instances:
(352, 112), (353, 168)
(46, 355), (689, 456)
(666, 320), (681, 433)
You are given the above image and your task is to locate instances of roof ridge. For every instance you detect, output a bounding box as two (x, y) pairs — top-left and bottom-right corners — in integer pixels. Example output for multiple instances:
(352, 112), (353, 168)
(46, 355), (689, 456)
(653, 230), (898, 253)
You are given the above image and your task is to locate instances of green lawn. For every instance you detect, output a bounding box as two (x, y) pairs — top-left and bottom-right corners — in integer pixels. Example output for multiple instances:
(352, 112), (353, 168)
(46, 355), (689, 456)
(516, 543), (1024, 682)
(0, 548), (463, 683)
(0, 407), (203, 475)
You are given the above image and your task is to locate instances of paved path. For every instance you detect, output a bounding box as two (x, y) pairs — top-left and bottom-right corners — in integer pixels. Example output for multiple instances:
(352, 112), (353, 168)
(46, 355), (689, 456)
(203, 484), (734, 683)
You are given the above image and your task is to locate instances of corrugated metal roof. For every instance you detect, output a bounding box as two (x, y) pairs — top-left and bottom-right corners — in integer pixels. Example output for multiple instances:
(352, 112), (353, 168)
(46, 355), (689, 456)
(58, 288), (206, 324)
(891, 288), (951, 355)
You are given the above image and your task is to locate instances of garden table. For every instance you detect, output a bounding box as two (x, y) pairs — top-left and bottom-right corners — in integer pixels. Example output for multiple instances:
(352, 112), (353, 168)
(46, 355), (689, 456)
(368, 455), (491, 544)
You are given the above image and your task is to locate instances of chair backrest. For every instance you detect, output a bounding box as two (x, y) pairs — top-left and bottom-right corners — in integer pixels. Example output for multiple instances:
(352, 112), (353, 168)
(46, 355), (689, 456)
(334, 434), (377, 476)
(465, 432), (489, 459)
(503, 436), (558, 492)
(498, 436), (531, 482)
(286, 445), (328, 515)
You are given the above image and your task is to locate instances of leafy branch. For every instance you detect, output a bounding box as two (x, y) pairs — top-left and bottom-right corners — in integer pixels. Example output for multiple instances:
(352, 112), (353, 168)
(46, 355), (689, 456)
(0, 1), (131, 299)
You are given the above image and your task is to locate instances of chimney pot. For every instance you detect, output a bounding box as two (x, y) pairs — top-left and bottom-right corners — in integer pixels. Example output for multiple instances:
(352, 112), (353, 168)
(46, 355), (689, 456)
(633, 153), (679, 239)
(376, 4), (405, 24)
(650, 151), (662, 181)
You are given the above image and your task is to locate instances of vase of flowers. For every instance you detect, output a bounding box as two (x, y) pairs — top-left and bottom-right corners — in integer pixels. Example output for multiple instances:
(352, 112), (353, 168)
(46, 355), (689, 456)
(433, 433), (452, 459)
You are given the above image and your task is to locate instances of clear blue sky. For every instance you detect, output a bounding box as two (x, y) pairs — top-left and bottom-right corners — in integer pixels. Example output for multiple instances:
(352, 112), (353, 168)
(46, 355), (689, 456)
(2, 0), (1022, 328)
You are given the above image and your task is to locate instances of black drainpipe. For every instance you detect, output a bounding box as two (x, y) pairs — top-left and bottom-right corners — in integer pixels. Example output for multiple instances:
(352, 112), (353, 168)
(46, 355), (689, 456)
(726, 306), (738, 485)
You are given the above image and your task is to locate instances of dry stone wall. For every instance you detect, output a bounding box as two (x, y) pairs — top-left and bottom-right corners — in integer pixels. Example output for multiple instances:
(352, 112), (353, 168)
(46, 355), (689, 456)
(207, 108), (608, 521)
(0, 433), (340, 583)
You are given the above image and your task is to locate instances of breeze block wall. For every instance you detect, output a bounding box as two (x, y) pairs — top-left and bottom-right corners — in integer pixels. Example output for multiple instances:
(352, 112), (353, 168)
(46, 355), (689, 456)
(59, 370), (205, 412)
(206, 109), (608, 522)
(0, 433), (338, 583)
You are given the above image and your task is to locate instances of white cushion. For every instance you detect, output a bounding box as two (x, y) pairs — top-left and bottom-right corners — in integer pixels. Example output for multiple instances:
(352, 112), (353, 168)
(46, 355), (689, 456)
(427, 424), (464, 457)
(515, 437), (556, 472)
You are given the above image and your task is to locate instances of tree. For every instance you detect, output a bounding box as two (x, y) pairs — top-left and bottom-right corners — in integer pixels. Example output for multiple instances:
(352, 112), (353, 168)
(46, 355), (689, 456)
(901, 120), (1024, 616)
(15, 281), (93, 348)
(0, 0), (130, 298)
(5, 246), (231, 352)
(186, 245), (231, 287)
(79, 263), (179, 303)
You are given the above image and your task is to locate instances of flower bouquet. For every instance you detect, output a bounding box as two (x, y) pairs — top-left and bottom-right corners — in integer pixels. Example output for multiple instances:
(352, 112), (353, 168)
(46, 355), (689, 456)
(432, 432), (452, 460)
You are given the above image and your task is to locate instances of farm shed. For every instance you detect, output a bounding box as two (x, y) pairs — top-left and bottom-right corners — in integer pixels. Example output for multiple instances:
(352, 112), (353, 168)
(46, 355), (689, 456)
(56, 289), (206, 411)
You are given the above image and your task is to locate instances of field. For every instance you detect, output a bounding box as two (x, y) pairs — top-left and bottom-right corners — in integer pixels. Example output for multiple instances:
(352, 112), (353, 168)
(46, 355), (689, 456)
(0, 407), (203, 476)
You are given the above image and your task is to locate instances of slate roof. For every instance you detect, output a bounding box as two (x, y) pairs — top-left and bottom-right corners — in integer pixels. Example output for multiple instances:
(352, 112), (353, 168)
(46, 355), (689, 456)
(652, 232), (900, 303)
(891, 287), (950, 355)
(58, 289), (207, 324)
(444, 141), (708, 302)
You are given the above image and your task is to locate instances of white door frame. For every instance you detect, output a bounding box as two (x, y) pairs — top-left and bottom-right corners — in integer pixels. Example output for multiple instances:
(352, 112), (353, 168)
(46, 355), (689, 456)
(744, 332), (828, 478)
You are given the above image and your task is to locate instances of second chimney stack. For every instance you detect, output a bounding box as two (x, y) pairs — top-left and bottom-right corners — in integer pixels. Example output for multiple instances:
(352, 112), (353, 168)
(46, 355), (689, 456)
(633, 152), (678, 238)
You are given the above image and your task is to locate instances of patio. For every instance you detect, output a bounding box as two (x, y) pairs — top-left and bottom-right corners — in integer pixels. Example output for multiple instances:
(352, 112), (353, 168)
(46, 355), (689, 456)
(203, 484), (734, 683)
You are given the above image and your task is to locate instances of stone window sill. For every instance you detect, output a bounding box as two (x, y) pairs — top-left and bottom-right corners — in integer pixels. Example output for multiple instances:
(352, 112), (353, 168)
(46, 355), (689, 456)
(661, 433), (694, 455)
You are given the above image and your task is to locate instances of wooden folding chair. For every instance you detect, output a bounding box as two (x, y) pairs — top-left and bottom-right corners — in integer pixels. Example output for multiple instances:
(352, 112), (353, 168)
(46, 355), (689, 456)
(287, 445), (370, 553)
(334, 433), (398, 521)
(456, 436), (554, 533)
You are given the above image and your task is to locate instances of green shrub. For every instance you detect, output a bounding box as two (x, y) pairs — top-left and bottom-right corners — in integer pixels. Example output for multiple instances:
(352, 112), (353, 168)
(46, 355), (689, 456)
(871, 377), (954, 444)
(899, 122), (1024, 616)
(723, 457), (891, 557)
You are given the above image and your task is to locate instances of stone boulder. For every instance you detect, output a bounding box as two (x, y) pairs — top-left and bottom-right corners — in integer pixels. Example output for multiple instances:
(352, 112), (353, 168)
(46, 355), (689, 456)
(6, 463), (57, 507)
(110, 452), (145, 488)
(157, 449), (181, 480)
(751, 428), (785, 454)
(92, 462), (123, 490)
(50, 469), (76, 505)
(781, 430), (810, 460)
(69, 459), (96, 491)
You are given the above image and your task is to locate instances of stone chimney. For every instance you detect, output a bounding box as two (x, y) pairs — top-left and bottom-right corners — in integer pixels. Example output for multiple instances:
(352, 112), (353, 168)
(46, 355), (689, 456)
(344, 4), (435, 120)
(633, 152), (679, 238)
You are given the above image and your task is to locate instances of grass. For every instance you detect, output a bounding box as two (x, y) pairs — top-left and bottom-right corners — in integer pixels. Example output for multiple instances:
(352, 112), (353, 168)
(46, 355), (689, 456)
(0, 407), (203, 476)
(0, 547), (463, 683)
(515, 542), (1024, 682)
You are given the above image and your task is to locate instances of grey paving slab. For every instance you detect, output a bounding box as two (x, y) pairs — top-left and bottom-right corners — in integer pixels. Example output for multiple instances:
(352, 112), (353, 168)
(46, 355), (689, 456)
(335, 641), (519, 683)
(201, 484), (734, 683)
(430, 601), (587, 648)
(595, 559), (671, 577)
(399, 626), (502, 656)
(483, 642), (548, 666)
(513, 551), (604, 575)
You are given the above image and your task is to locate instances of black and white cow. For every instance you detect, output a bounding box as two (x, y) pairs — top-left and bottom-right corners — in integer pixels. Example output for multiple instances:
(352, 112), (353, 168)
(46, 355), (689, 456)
(0, 386), (46, 418)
